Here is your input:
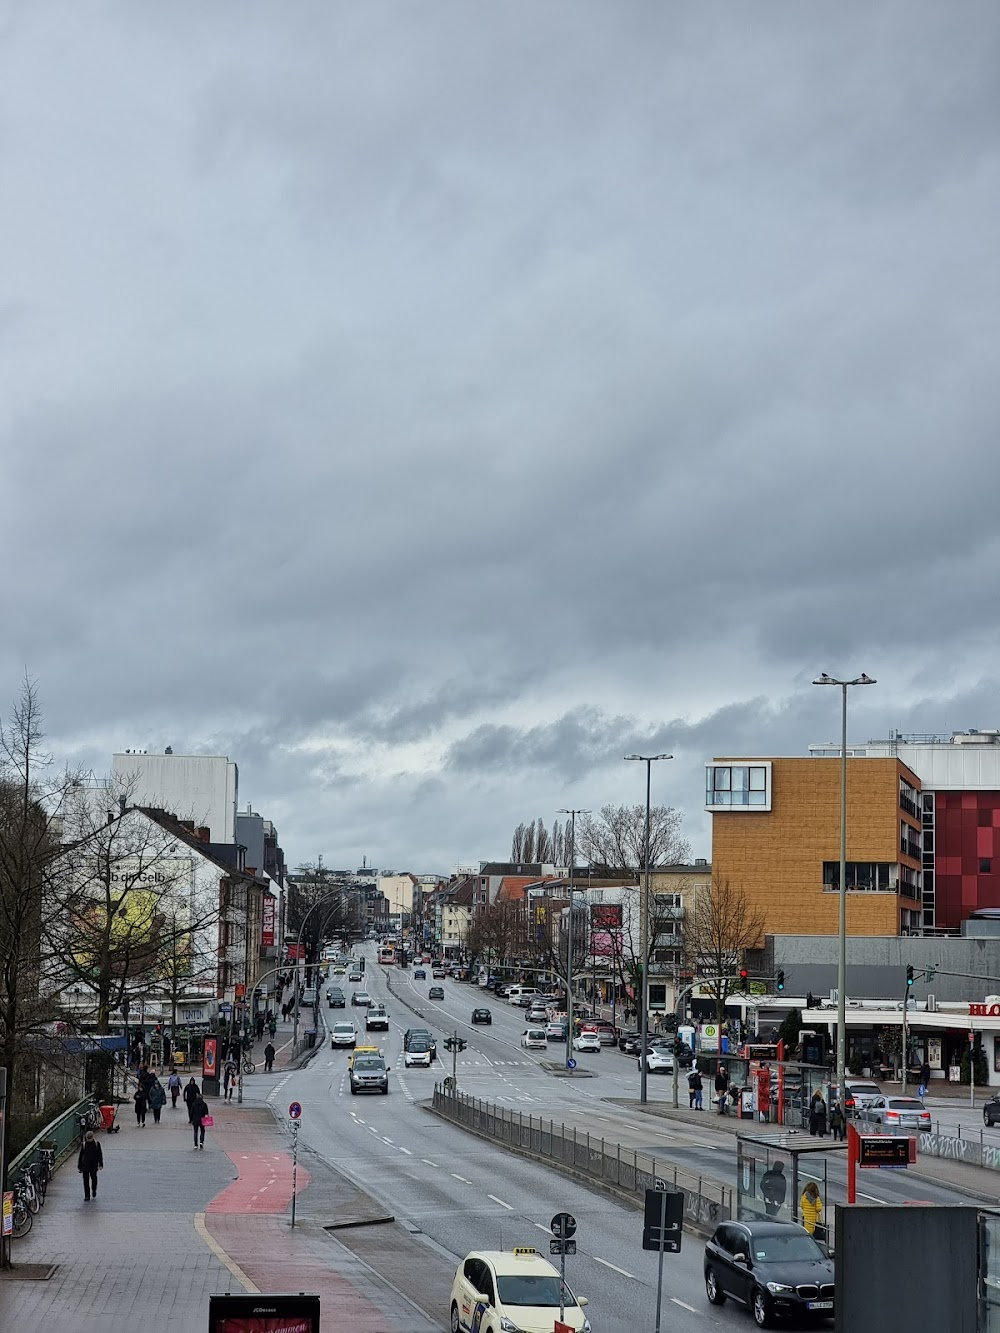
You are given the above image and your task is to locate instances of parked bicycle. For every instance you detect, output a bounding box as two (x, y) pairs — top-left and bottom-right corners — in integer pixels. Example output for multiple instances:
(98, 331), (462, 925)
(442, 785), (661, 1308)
(19, 1165), (42, 1215)
(242, 1056), (256, 1074)
(76, 1102), (103, 1136)
(9, 1180), (32, 1238)
(36, 1146), (55, 1200)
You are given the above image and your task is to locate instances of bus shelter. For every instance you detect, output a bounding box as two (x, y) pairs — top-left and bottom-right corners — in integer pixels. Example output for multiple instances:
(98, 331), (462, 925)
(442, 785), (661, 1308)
(712, 1056), (834, 1128)
(736, 1132), (848, 1234)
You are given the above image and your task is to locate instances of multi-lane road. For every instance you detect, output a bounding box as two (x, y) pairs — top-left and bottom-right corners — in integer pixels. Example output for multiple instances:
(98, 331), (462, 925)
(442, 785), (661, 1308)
(244, 948), (995, 1331)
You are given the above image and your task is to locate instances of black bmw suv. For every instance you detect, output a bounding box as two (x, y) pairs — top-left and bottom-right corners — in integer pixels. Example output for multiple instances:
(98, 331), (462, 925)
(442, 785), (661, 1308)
(704, 1219), (834, 1327)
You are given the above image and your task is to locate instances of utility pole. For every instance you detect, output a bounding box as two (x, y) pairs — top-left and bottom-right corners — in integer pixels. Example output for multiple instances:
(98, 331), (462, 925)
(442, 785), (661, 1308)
(557, 808), (590, 1070)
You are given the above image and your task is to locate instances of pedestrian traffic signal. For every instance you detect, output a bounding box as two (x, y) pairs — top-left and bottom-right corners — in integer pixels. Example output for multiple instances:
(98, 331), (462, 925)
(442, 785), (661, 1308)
(776, 970), (785, 992)
(739, 968), (749, 993)
(906, 964), (914, 987)
(806, 991), (815, 1009)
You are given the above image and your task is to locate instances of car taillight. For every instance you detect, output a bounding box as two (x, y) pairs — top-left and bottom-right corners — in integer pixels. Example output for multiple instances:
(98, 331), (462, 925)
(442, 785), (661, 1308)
(886, 1112), (899, 1121)
(845, 1096), (855, 1109)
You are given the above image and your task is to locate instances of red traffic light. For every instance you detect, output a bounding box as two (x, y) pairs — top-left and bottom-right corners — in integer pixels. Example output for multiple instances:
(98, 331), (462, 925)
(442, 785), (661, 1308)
(739, 968), (748, 980)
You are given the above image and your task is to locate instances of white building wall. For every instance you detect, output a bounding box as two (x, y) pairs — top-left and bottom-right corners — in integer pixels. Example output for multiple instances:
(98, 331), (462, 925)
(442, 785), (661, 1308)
(112, 752), (239, 843)
(379, 874), (415, 915)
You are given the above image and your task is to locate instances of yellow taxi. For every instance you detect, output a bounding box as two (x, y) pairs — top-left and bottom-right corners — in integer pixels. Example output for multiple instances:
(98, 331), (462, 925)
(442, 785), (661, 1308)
(449, 1246), (590, 1333)
(347, 1044), (382, 1070)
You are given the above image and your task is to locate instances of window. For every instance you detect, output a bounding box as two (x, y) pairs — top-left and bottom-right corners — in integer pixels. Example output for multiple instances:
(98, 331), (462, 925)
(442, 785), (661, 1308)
(982, 860), (992, 874)
(705, 763), (771, 810)
(822, 862), (896, 892)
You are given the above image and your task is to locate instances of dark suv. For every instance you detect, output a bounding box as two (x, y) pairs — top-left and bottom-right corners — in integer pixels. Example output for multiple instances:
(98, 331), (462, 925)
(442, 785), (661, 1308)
(704, 1219), (834, 1327)
(327, 987), (345, 1009)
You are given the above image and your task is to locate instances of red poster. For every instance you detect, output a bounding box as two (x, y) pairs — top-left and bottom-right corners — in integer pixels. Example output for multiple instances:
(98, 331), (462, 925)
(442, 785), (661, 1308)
(261, 896), (276, 948)
(203, 1035), (218, 1080)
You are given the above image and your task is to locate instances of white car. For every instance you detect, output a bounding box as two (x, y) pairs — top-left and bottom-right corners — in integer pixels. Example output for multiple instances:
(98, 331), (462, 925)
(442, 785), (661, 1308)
(330, 1021), (357, 1049)
(404, 1039), (433, 1067)
(638, 1046), (674, 1074)
(521, 1028), (548, 1051)
(450, 1247), (590, 1333)
(366, 1006), (390, 1031)
(572, 1032), (601, 1054)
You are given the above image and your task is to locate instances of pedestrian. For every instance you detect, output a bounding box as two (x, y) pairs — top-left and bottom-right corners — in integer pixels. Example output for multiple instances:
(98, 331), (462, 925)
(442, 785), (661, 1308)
(829, 1099), (846, 1141)
(167, 1067), (182, 1109)
(133, 1083), (148, 1128)
(77, 1130), (104, 1201)
(223, 1059), (238, 1102)
(687, 1067), (704, 1110)
(918, 1060), (931, 1099)
(268, 1018), (277, 1039)
(760, 1160), (787, 1217)
(800, 1181), (824, 1240)
(255, 1014), (265, 1040)
(264, 1041), (276, 1072)
(808, 1090), (828, 1137)
(148, 1077), (166, 1124)
(138, 1063), (155, 1094)
(183, 1076), (200, 1123)
(191, 1090), (210, 1149)
(714, 1064), (730, 1115)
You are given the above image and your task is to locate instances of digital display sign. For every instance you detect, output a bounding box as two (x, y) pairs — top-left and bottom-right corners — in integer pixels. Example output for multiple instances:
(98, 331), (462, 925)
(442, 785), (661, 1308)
(858, 1135), (913, 1168)
(208, 1294), (320, 1333)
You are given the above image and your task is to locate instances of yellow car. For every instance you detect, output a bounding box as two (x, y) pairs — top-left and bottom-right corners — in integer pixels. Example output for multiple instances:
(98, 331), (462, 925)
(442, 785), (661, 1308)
(347, 1044), (382, 1070)
(449, 1247), (590, 1333)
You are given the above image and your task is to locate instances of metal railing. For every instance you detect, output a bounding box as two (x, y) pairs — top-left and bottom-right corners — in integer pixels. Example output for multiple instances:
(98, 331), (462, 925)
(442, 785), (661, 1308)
(433, 1084), (732, 1233)
(9, 1095), (97, 1179)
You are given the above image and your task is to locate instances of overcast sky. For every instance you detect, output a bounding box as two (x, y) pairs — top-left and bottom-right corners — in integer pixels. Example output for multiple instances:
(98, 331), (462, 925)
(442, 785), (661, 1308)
(2, 3), (998, 875)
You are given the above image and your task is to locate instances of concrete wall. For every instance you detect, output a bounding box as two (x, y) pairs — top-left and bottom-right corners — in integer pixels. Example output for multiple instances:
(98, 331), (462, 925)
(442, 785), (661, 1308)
(770, 933), (1000, 1003)
(113, 752), (238, 843)
(236, 811), (265, 876)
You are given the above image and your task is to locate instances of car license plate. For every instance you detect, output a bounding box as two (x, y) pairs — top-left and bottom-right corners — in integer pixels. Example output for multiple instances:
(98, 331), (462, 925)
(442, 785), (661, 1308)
(807, 1301), (833, 1310)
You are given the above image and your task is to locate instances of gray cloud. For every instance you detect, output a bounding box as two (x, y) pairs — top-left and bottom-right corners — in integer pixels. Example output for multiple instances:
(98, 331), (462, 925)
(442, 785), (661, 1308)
(2, 2), (999, 872)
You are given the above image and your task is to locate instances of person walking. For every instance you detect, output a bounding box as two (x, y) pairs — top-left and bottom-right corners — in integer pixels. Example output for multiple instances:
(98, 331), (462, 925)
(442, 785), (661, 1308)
(264, 1041), (276, 1072)
(800, 1181), (824, 1240)
(183, 1076), (200, 1123)
(133, 1083), (148, 1128)
(167, 1067), (182, 1109)
(192, 1090), (210, 1149)
(267, 1017), (277, 1040)
(829, 1099), (846, 1141)
(809, 1090), (828, 1137)
(255, 1014), (265, 1041)
(760, 1160), (787, 1217)
(223, 1059), (238, 1102)
(77, 1130), (104, 1201)
(148, 1077), (166, 1124)
(714, 1064), (730, 1115)
(137, 1063), (155, 1095)
(918, 1060), (931, 1099)
(687, 1067), (704, 1110)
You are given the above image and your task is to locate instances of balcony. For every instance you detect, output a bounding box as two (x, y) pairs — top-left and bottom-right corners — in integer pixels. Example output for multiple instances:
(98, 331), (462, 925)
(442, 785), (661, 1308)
(899, 794), (920, 820)
(900, 839), (922, 861)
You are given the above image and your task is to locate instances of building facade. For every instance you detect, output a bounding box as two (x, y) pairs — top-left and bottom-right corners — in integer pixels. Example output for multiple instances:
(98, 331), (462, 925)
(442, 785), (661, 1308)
(112, 750), (239, 844)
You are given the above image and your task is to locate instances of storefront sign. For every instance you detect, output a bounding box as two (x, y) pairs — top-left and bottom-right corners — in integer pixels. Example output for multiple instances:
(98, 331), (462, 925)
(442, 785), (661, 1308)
(969, 1003), (1000, 1016)
(261, 896), (276, 948)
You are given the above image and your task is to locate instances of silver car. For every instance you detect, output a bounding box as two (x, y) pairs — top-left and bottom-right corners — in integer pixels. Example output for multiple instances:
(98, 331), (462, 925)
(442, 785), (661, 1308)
(865, 1096), (931, 1131)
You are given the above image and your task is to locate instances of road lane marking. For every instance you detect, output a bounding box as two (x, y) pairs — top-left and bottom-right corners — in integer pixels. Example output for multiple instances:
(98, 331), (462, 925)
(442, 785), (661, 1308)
(857, 1191), (885, 1203)
(399, 1147), (413, 1155)
(451, 1173), (472, 1183)
(383, 1137), (394, 1144)
(594, 1257), (636, 1278)
(534, 1223), (550, 1233)
(488, 1194), (513, 1209)
(422, 1159), (438, 1167)
(194, 1212), (259, 1293)
(671, 1298), (698, 1312)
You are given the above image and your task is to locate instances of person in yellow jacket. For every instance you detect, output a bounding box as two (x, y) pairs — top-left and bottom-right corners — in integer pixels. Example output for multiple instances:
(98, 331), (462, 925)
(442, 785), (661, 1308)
(800, 1181), (824, 1238)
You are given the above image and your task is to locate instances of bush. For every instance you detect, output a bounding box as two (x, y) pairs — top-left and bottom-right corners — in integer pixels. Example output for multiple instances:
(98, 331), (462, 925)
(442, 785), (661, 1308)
(960, 1048), (990, 1086)
(847, 1051), (864, 1077)
(7, 1093), (84, 1161)
(777, 1008), (802, 1051)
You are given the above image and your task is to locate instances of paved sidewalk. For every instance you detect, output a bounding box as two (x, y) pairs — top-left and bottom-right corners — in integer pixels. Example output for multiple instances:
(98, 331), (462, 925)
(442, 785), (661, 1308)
(0, 1010), (440, 1333)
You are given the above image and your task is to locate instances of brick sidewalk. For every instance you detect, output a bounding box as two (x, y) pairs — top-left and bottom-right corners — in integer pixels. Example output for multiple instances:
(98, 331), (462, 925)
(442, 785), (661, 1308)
(0, 1009), (438, 1333)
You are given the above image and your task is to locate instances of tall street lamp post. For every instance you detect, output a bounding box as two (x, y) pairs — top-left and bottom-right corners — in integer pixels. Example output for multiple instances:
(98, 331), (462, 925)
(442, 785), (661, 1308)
(624, 753), (673, 1105)
(291, 891), (341, 1051)
(813, 672), (876, 1113)
(557, 809), (589, 1070)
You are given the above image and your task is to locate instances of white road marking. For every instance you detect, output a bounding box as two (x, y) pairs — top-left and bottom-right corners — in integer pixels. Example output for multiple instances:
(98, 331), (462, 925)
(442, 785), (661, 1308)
(383, 1137), (394, 1144)
(422, 1159), (438, 1167)
(534, 1223), (550, 1234)
(399, 1147), (413, 1155)
(671, 1298), (698, 1313)
(488, 1194), (513, 1209)
(857, 1191), (885, 1203)
(451, 1173), (472, 1184)
(594, 1257), (636, 1278)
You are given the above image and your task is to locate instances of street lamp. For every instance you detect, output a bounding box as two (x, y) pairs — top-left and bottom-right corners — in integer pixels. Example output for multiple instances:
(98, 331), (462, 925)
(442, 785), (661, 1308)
(813, 672), (876, 1113)
(557, 808), (589, 1070)
(625, 753), (673, 1105)
(291, 891), (341, 1051)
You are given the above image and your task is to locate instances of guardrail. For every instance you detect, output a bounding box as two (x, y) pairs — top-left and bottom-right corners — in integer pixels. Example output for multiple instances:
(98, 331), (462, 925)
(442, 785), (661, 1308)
(854, 1112), (1000, 1173)
(9, 1095), (96, 1179)
(432, 1084), (732, 1235)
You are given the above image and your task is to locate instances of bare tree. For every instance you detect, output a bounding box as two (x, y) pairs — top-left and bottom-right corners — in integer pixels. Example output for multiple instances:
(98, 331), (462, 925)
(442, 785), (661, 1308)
(466, 899), (523, 973)
(535, 818), (552, 864)
(685, 873), (766, 1038)
(578, 803), (690, 871)
(551, 819), (564, 867)
(510, 823), (527, 862)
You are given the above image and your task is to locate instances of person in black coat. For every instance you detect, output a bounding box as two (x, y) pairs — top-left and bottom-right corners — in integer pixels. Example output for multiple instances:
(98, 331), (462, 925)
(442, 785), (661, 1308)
(191, 1093), (210, 1149)
(133, 1084), (148, 1127)
(183, 1077), (200, 1123)
(760, 1160), (787, 1217)
(809, 1091), (828, 1137)
(78, 1130), (104, 1201)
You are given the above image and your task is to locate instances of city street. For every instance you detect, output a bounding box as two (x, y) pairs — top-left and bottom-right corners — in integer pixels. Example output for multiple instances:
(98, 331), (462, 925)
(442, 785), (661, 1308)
(235, 948), (999, 1330)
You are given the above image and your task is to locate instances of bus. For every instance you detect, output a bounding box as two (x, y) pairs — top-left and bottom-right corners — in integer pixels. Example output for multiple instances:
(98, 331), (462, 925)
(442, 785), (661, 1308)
(378, 943), (396, 965)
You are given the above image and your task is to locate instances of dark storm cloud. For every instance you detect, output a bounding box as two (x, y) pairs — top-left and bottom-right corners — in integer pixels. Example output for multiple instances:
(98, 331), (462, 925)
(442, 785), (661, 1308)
(2, 1), (999, 870)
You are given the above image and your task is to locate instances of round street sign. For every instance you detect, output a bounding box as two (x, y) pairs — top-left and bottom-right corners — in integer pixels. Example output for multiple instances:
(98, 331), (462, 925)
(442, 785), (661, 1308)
(288, 1101), (302, 1120)
(566, 1057), (577, 1070)
(550, 1211), (577, 1239)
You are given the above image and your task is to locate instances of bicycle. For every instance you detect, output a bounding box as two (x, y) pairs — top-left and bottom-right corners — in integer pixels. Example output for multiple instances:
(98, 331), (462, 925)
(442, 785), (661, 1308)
(77, 1104), (102, 1137)
(242, 1056), (256, 1074)
(37, 1146), (55, 1200)
(10, 1182), (32, 1238)
(19, 1167), (41, 1215)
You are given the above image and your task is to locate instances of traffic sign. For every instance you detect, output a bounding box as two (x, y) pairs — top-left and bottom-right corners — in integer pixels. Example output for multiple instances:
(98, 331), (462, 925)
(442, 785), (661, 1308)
(566, 1057), (577, 1070)
(288, 1101), (302, 1120)
(550, 1211), (577, 1239)
(642, 1188), (683, 1252)
(550, 1238), (577, 1255)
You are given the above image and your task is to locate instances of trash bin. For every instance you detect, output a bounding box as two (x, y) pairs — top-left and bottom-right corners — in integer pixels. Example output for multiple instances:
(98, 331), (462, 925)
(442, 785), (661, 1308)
(99, 1104), (117, 1132)
(305, 1030), (317, 1049)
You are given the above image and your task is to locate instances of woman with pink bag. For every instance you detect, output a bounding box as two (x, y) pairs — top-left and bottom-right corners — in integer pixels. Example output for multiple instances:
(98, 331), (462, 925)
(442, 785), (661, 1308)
(191, 1090), (212, 1149)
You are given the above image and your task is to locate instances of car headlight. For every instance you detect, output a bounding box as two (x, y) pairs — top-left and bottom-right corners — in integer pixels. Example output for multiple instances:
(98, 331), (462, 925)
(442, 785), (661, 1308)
(498, 1318), (523, 1333)
(582, 1321), (591, 1333)
(766, 1282), (796, 1294)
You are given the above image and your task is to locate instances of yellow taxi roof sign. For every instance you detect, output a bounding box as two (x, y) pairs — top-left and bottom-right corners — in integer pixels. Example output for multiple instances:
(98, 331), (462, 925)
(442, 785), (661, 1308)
(512, 1247), (537, 1257)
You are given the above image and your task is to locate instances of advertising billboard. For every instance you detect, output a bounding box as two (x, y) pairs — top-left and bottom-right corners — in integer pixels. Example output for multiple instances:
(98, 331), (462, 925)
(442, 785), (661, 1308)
(589, 903), (622, 958)
(261, 896), (276, 948)
(208, 1294), (320, 1333)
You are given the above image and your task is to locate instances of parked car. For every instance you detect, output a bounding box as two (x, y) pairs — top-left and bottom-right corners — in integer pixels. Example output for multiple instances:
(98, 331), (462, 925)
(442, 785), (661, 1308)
(985, 1096), (1000, 1128)
(618, 1031), (641, 1053)
(429, 985), (445, 1000)
(521, 1028), (548, 1051)
(471, 1007), (492, 1025)
(865, 1096), (931, 1131)
(573, 1032), (602, 1054)
(704, 1219), (834, 1326)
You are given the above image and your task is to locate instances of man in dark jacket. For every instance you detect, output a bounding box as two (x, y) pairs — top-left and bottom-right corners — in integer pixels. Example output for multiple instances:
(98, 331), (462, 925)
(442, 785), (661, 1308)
(183, 1077), (200, 1123)
(760, 1160), (787, 1217)
(78, 1130), (104, 1201)
(264, 1042), (276, 1072)
(191, 1092), (210, 1149)
(715, 1064), (730, 1115)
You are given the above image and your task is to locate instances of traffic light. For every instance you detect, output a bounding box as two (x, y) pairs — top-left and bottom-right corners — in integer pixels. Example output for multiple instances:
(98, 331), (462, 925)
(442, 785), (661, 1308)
(776, 970), (785, 992)
(906, 964), (914, 987)
(739, 967), (749, 993)
(806, 991), (815, 1010)
(443, 1036), (468, 1053)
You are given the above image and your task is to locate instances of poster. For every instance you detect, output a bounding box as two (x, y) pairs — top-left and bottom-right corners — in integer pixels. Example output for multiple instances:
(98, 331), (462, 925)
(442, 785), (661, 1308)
(209, 1294), (320, 1333)
(927, 1036), (942, 1070)
(2, 1192), (12, 1237)
(202, 1035), (218, 1081)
